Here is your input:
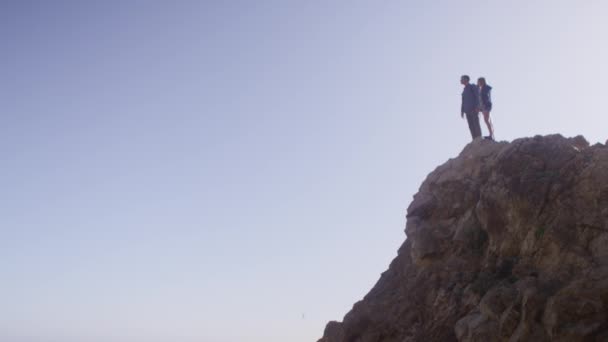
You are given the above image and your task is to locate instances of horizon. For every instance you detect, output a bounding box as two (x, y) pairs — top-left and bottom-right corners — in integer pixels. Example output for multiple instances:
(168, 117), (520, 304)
(2, 1), (608, 342)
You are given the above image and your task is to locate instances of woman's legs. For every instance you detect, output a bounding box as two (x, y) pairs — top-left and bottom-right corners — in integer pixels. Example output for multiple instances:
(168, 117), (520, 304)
(482, 111), (494, 139)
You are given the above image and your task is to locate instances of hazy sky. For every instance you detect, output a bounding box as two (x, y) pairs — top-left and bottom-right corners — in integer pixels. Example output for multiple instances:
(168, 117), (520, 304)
(2, 1), (607, 342)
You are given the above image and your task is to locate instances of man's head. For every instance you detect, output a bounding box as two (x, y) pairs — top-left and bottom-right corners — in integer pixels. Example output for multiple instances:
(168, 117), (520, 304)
(460, 75), (470, 85)
(477, 77), (486, 87)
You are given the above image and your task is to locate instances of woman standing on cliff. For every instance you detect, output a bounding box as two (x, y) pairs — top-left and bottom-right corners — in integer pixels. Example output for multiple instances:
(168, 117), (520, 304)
(477, 77), (494, 140)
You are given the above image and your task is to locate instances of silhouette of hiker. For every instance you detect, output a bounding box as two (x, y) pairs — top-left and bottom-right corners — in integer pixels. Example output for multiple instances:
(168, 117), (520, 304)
(477, 77), (494, 140)
(461, 75), (481, 140)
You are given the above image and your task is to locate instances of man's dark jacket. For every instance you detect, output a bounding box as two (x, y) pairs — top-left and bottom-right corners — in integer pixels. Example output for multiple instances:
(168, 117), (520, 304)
(461, 83), (479, 113)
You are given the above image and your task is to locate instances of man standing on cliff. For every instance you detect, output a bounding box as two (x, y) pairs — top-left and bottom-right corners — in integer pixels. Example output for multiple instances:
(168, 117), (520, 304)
(460, 75), (481, 140)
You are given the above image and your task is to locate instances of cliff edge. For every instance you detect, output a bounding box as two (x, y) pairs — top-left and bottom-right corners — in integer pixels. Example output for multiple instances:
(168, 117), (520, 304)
(318, 134), (608, 342)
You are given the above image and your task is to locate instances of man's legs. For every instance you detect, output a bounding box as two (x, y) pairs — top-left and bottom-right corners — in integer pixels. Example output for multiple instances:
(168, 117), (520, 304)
(465, 111), (482, 140)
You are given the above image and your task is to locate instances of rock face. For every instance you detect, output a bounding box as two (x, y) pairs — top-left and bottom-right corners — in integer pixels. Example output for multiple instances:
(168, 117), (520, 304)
(318, 135), (608, 342)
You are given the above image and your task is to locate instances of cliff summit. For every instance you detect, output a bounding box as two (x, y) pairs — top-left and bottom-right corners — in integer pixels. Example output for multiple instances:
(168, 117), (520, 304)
(319, 134), (608, 342)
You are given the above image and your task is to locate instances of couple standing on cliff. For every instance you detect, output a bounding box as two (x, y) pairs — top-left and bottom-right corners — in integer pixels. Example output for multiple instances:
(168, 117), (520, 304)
(460, 75), (494, 141)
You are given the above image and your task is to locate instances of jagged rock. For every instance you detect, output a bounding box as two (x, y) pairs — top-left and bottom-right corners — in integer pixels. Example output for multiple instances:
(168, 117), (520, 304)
(318, 134), (608, 342)
(322, 321), (345, 342)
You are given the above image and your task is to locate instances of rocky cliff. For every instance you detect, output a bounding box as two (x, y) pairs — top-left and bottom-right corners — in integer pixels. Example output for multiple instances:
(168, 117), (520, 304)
(318, 135), (608, 342)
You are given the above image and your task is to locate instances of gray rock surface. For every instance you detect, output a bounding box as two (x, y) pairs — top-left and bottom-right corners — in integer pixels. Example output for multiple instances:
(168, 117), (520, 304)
(318, 134), (608, 342)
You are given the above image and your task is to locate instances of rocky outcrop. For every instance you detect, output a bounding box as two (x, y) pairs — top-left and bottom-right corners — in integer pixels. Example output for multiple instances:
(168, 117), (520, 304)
(318, 135), (608, 342)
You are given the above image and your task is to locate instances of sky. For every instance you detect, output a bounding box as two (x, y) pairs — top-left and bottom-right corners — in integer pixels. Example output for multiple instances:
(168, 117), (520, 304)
(1, 1), (607, 342)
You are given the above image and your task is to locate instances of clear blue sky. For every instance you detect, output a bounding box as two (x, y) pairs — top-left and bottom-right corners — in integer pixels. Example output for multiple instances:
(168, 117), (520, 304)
(1, 1), (607, 342)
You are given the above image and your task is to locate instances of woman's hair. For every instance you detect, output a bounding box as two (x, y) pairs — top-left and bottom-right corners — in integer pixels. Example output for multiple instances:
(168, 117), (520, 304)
(477, 77), (486, 86)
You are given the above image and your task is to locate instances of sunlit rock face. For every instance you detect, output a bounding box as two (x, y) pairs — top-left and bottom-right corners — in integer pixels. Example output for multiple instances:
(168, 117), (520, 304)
(318, 135), (608, 342)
